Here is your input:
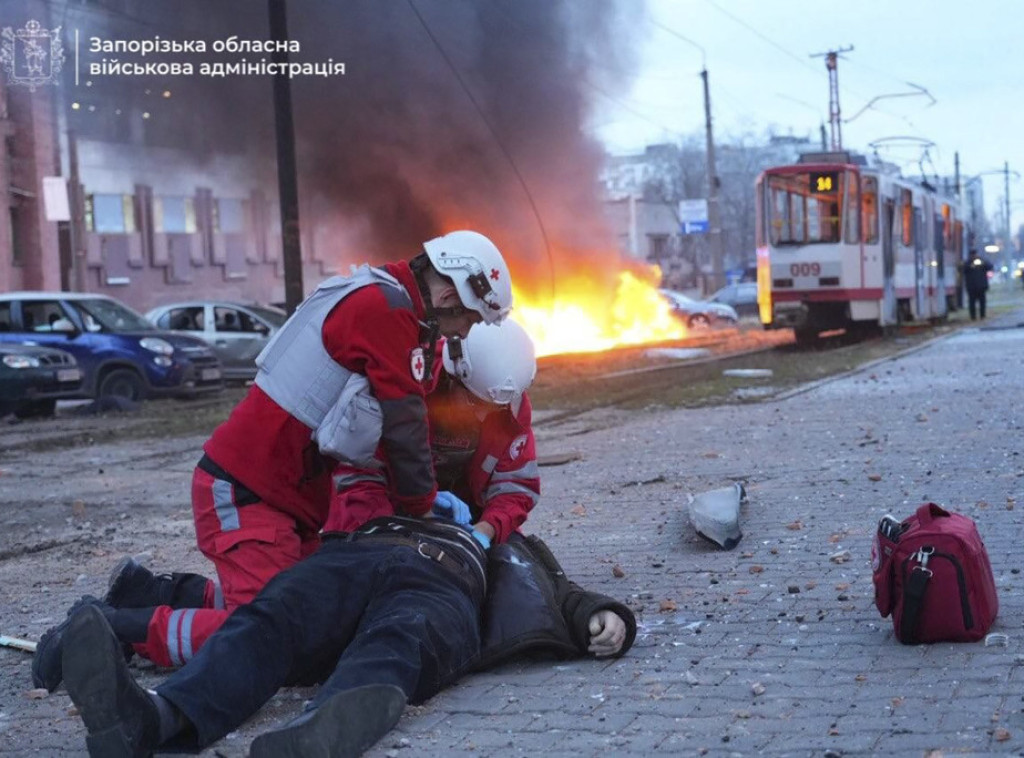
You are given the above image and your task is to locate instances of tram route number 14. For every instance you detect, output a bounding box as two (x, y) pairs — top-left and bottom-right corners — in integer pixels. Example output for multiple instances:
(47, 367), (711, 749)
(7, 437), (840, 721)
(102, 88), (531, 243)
(809, 172), (837, 193)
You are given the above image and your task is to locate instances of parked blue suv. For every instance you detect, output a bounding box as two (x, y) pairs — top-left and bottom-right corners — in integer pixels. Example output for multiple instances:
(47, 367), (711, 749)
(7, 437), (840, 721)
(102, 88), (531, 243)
(0, 292), (223, 401)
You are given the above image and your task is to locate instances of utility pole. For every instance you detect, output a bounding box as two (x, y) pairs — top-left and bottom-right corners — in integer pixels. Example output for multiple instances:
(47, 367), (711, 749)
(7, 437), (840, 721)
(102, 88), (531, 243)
(268, 0), (304, 315)
(701, 68), (725, 293)
(67, 129), (86, 292)
(810, 46), (853, 150)
(1005, 161), (1012, 258)
(954, 152), (961, 197)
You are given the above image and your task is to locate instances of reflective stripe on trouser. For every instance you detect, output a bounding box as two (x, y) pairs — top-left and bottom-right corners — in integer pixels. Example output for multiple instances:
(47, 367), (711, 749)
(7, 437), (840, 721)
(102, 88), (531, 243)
(133, 607), (232, 668)
(191, 466), (320, 610)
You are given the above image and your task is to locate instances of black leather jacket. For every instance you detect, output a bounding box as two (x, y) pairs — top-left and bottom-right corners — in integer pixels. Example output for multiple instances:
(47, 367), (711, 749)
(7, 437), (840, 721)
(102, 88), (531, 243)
(471, 533), (637, 671)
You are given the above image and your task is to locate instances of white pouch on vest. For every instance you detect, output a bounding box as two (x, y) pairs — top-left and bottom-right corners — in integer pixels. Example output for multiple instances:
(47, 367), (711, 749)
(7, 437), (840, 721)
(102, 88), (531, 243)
(315, 374), (383, 467)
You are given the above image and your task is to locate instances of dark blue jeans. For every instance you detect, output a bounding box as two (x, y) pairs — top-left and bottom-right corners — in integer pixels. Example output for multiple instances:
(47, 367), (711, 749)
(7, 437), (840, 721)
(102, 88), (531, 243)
(157, 536), (484, 748)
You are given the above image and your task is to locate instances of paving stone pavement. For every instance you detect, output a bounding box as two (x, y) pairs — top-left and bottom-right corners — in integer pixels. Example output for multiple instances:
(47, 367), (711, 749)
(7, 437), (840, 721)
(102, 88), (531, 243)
(2, 302), (1024, 757)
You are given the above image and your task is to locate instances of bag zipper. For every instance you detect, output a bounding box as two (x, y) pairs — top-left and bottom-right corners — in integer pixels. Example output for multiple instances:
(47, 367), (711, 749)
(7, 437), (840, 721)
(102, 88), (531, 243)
(901, 546), (974, 630)
(931, 550), (974, 630)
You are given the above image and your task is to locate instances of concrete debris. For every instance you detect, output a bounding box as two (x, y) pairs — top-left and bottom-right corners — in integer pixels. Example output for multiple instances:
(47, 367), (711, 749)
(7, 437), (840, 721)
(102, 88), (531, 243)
(1, 635), (37, 653)
(688, 482), (746, 550)
(645, 347), (711, 361)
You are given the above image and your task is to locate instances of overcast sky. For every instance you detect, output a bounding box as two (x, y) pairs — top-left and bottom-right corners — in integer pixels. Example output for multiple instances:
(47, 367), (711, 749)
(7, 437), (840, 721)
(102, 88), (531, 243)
(593, 0), (1023, 230)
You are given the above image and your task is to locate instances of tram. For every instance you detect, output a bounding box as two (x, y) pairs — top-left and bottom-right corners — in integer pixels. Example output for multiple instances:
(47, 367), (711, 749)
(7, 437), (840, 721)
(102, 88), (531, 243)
(754, 151), (969, 344)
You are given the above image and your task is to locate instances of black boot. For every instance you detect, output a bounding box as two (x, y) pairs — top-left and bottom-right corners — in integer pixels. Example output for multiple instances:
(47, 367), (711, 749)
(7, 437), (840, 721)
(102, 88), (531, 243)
(249, 684), (406, 758)
(105, 557), (209, 609)
(62, 605), (161, 758)
(33, 597), (148, 692)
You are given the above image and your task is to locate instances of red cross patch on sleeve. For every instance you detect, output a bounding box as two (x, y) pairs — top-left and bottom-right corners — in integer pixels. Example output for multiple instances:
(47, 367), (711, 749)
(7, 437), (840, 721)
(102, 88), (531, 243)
(410, 347), (425, 381)
(508, 434), (528, 460)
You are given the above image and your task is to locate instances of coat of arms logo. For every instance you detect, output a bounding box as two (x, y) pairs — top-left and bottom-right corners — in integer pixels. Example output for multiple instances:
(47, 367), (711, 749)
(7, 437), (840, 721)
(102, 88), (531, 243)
(0, 19), (65, 91)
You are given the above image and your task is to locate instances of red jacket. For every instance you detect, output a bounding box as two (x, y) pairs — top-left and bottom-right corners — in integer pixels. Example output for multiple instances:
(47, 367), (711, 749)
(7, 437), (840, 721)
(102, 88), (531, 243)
(326, 379), (540, 545)
(203, 261), (437, 532)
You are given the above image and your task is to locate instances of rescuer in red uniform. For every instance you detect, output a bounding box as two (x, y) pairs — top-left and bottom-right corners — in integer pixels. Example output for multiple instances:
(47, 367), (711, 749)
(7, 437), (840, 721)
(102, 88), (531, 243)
(325, 318), (540, 547)
(32, 230), (515, 689)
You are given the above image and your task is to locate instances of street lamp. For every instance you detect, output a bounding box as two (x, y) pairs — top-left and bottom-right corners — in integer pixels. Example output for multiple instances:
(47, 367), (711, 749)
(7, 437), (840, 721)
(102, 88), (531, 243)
(964, 167), (1020, 257)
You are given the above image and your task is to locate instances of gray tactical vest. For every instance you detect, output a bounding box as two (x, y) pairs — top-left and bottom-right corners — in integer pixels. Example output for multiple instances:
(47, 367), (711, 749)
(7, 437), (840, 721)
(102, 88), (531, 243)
(254, 265), (407, 465)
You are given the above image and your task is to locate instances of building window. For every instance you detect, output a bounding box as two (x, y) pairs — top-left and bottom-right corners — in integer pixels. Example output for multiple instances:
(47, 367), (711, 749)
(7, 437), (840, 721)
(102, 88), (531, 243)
(9, 207), (24, 265)
(87, 193), (137, 233)
(648, 234), (669, 260)
(214, 198), (245, 233)
(154, 196), (197, 233)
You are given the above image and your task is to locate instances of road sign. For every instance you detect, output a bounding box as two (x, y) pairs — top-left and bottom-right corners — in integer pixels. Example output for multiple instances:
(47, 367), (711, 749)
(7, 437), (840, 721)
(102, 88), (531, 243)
(679, 198), (708, 235)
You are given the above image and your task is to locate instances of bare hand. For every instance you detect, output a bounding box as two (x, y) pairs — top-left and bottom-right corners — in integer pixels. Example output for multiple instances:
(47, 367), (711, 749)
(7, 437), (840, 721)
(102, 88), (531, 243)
(588, 609), (627, 657)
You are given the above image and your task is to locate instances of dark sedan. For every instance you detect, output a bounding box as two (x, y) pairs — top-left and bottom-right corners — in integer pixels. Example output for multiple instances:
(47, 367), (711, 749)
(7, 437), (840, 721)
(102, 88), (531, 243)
(0, 343), (83, 419)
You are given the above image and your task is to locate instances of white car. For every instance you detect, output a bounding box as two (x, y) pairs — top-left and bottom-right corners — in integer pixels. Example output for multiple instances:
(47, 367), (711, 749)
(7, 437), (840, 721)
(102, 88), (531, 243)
(146, 301), (286, 381)
(659, 289), (739, 328)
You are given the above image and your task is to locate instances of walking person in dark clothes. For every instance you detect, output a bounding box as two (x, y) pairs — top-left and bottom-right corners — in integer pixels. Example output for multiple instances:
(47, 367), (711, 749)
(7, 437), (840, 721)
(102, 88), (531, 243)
(963, 249), (994, 320)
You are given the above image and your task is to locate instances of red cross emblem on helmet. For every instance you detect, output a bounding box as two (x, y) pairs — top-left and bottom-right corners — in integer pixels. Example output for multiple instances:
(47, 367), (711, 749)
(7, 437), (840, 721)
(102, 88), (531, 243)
(490, 268), (500, 281)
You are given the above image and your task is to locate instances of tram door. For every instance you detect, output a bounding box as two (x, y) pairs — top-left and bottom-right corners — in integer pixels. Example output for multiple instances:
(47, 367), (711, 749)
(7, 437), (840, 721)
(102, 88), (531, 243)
(913, 208), (926, 319)
(881, 199), (897, 325)
(931, 213), (947, 318)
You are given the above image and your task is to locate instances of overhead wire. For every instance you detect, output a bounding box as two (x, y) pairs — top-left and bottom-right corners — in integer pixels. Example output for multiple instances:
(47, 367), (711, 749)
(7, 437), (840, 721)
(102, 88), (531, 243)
(699, 0), (931, 140)
(404, 0), (557, 309)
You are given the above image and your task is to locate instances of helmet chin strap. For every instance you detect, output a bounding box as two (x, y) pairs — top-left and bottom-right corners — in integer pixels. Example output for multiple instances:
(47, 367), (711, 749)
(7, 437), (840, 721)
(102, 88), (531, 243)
(410, 253), (441, 382)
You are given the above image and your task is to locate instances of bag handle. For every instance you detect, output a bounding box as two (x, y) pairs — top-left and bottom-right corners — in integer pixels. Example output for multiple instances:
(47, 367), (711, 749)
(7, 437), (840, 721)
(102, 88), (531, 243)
(898, 565), (931, 643)
(915, 502), (949, 525)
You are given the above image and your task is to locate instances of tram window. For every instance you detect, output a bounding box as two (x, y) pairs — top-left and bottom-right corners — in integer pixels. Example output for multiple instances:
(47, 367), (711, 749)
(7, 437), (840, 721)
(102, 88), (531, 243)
(770, 187), (787, 244)
(844, 173), (860, 244)
(755, 180), (765, 248)
(766, 171), (844, 245)
(900, 189), (913, 246)
(790, 192), (804, 241)
(861, 177), (879, 244)
(810, 198), (840, 243)
(923, 197), (932, 250)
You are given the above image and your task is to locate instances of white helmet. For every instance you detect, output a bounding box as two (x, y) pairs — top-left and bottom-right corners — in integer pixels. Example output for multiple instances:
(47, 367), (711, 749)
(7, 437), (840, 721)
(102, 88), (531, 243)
(443, 319), (536, 406)
(423, 230), (513, 324)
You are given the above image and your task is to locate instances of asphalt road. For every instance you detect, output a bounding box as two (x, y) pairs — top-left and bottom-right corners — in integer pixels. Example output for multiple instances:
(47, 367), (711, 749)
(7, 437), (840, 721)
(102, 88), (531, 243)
(2, 295), (1024, 756)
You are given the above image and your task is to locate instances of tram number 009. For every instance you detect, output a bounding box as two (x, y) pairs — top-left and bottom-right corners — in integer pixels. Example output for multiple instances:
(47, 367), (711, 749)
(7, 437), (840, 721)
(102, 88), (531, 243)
(790, 262), (821, 277)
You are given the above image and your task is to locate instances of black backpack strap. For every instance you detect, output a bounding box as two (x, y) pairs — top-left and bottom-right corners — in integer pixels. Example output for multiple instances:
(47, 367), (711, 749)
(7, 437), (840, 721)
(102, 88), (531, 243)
(899, 566), (931, 643)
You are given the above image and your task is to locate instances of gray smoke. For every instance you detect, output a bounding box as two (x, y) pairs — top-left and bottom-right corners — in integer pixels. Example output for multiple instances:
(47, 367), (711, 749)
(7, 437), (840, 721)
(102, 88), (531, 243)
(59, 0), (647, 292)
(288, 0), (647, 289)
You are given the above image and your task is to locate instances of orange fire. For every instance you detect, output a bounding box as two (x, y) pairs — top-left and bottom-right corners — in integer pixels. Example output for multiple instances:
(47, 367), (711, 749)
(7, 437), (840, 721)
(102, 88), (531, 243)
(511, 266), (686, 357)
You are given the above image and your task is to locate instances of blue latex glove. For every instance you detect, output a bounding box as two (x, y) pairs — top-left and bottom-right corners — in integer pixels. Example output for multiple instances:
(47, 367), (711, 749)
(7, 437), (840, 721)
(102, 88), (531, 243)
(471, 529), (491, 550)
(432, 491), (472, 526)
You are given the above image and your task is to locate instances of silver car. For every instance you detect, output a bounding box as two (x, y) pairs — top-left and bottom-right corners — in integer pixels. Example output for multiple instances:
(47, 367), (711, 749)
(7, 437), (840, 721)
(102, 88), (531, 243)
(659, 289), (738, 328)
(146, 301), (286, 381)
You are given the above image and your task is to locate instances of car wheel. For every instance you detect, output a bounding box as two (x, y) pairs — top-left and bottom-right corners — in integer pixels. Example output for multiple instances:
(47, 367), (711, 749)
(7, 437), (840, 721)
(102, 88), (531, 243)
(14, 399), (56, 419)
(688, 313), (711, 329)
(98, 368), (145, 401)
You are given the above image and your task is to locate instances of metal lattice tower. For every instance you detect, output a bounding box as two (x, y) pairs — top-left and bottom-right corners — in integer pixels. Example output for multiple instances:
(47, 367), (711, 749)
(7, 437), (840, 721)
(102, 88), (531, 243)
(810, 46), (853, 151)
